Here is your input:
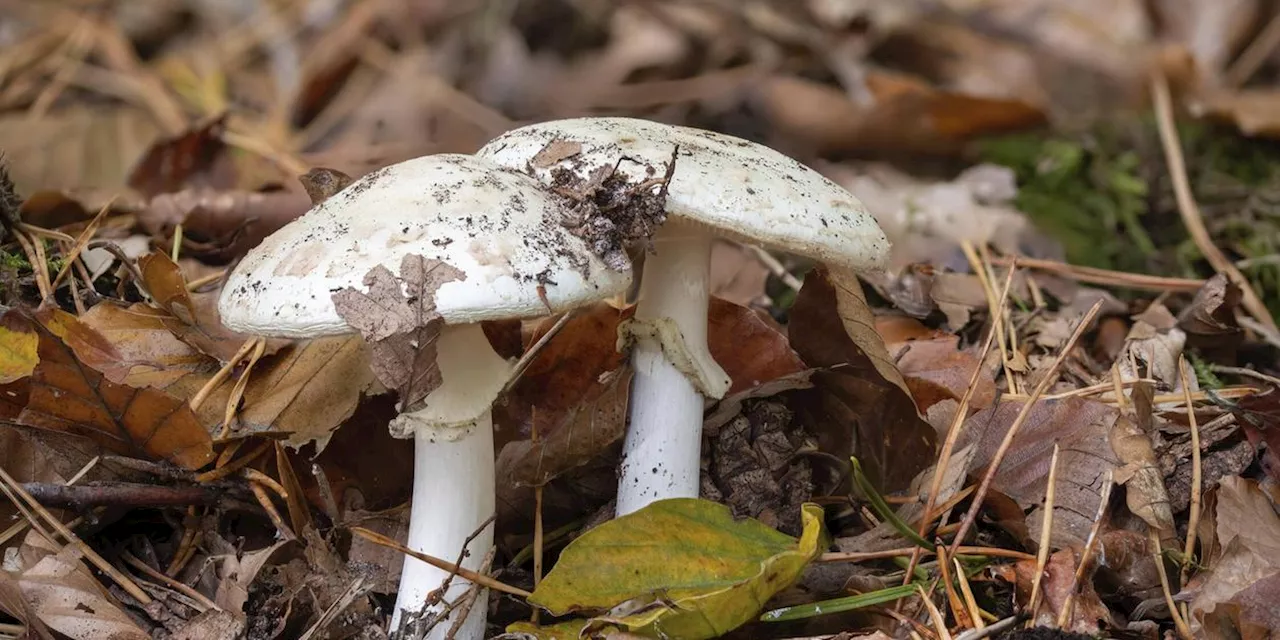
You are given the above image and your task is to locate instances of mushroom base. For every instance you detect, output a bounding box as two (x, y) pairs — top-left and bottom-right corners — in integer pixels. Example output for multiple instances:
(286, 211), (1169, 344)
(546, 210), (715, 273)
(391, 417), (495, 639)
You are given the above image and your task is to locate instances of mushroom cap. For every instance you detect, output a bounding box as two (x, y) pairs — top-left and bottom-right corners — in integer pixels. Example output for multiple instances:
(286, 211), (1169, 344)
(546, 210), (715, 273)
(218, 153), (632, 339)
(476, 117), (890, 272)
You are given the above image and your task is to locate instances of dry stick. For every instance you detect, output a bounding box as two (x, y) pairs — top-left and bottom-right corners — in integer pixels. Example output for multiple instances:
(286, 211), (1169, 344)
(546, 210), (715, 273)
(1151, 73), (1277, 331)
(962, 241), (1018, 395)
(1148, 526), (1194, 640)
(0, 464), (152, 604)
(500, 309), (580, 397)
(819, 546), (1035, 563)
(905, 265), (1016, 585)
(918, 583), (954, 640)
(1225, 9), (1280, 87)
(195, 441), (272, 483)
(349, 527), (531, 598)
(299, 577), (366, 640)
(165, 507), (200, 576)
(948, 299), (1105, 557)
(250, 481), (296, 541)
(936, 542), (971, 629)
(986, 256), (1204, 292)
(1027, 443), (1061, 619)
(1178, 358), (1203, 590)
(121, 551), (220, 612)
(1209, 364), (1280, 389)
(980, 244), (1022, 393)
(13, 231), (51, 300)
(219, 337), (267, 439)
(1056, 470), (1113, 628)
(954, 558), (986, 630)
(243, 468), (288, 501)
(49, 197), (113, 293)
(185, 269), (227, 292)
(190, 338), (259, 412)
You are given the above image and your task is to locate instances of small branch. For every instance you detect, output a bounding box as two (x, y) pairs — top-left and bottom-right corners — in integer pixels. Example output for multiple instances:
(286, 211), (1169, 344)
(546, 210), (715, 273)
(21, 482), (223, 508)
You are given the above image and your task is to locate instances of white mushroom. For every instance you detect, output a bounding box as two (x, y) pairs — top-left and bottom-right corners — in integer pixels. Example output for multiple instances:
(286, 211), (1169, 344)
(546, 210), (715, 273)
(477, 117), (889, 516)
(217, 153), (632, 638)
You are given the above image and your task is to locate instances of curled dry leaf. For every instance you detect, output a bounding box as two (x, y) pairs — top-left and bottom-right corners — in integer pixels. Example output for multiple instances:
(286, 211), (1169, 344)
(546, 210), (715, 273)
(332, 254), (465, 411)
(1175, 273), (1243, 363)
(1110, 413), (1174, 533)
(958, 396), (1120, 547)
(11, 531), (149, 640)
(787, 266), (936, 492)
(13, 307), (214, 470)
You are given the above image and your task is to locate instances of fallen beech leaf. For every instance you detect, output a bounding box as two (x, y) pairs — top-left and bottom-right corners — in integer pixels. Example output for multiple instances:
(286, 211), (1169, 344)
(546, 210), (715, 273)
(0, 570), (54, 640)
(299, 167), (355, 205)
(958, 397), (1119, 547)
(76, 301), (214, 388)
(136, 251), (269, 362)
(16, 308), (214, 470)
(1094, 530), (1164, 604)
(531, 499), (824, 639)
(497, 366), (632, 488)
(787, 266), (936, 492)
(707, 297), (806, 395)
(0, 309), (39, 383)
(333, 255), (464, 410)
(12, 530), (148, 640)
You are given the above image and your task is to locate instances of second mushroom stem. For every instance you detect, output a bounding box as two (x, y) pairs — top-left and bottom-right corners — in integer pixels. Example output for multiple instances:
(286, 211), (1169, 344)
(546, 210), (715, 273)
(618, 222), (724, 516)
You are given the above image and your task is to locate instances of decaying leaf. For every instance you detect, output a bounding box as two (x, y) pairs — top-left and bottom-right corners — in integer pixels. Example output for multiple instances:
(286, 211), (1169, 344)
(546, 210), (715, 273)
(332, 254), (464, 410)
(0, 308), (39, 383)
(1013, 547), (1112, 634)
(1187, 476), (1280, 637)
(529, 499), (824, 639)
(139, 187), (312, 261)
(1110, 413), (1174, 533)
(497, 366), (633, 488)
(787, 266), (936, 493)
(959, 396), (1120, 547)
(10, 531), (149, 640)
(126, 115), (237, 198)
(13, 308), (214, 470)
(1115, 307), (1187, 390)
(706, 297), (806, 395)
(1175, 273), (1243, 363)
(889, 333), (997, 413)
(77, 301), (215, 388)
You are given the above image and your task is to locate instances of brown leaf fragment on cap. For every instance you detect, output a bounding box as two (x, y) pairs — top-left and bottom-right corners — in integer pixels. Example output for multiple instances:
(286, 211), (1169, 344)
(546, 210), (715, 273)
(332, 254), (465, 410)
(530, 139), (583, 169)
(299, 167), (356, 205)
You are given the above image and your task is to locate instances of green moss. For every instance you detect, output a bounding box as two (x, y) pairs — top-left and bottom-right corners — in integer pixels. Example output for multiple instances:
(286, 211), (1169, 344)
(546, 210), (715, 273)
(0, 250), (29, 270)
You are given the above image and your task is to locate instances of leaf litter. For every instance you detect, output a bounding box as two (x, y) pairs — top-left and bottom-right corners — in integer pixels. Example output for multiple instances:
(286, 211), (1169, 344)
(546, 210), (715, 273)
(3, 2), (1280, 639)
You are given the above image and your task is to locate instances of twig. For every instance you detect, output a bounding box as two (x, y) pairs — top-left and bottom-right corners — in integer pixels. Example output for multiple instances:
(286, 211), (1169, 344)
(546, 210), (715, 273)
(918, 583), (953, 640)
(349, 526), (530, 598)
(987, 255), (1204, 292)
(936, 542), (971, 629)
(955, 615), (1025, 640)
(1151, 72), (1277, 331)
(500, 309), (580, 397)
(165, 507), (201, 576)
(121, 551), (220, 612)
(195, 441), (271, 483)
(1208, 364), (1280, 389)
(1241, 316), (1280, 350)
(746, 244), (803, 291)
(954, 558), (986, 631)
(242, 468), (288, 501)
(0, 464), (152, 604)
(219, 337), (267, 438)
(1178, 359), (1203, 588)
(1148, 527), (1194, 639)
(1028, 443), (1061, 618)
(249, 480), (296, 541)
(818, 546), (1035, 563)
(299, 577), (366, 640)
(1057, 470), (1113, 627)
(185, 269), (227, 292)
(21, 482), (222, 508)
(949, 299), (1105, 557)
(962, 241), (1017, 395)
(49, 197), (113, 294)
(1225, 9), (1280, 87)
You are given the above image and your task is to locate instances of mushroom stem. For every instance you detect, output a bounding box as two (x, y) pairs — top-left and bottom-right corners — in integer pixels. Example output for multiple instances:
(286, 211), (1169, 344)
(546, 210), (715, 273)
(618, 223), (727, 516)
(391, 324), (500, 639)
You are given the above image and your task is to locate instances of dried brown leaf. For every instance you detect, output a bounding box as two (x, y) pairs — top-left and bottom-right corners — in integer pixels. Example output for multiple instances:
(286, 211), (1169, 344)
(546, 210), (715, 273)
(1176, 273), (1243, 363)
(15, 308), (214, 470)
(77, 301), (215, 388)
(136, 251), (271, 362)
(497, 366), (633, 488)
(139, 187), (312, 261)
(787, 266), (936, 492)
(890, 334), (997, 413)
(707, 297), (806, 395)
(959, 397), (1120, 547)
(1013, 547), (1112, 633)
(1110, 414), (1174, 532)
(1188, 476), (1280, 637)
(126, 115), (237, 198)
(0, 569), (54, 640)
(332, 255), (464, 410)
(12, 531), (149, 640)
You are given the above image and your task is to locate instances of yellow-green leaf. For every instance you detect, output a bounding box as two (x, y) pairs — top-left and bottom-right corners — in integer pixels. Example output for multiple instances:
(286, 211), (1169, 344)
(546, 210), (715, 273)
(503, 619), (614, 639)
(530, 499), (824, 640)
(0, 311), (39, 384)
